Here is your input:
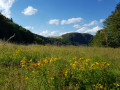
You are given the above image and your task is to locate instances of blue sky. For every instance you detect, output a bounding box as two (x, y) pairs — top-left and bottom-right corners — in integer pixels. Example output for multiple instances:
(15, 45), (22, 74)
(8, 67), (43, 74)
(0, 0), (119, 37)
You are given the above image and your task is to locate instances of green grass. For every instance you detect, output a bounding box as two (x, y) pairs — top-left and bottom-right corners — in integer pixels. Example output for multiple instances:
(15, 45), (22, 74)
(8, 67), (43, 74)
(0, 43), (120, 89)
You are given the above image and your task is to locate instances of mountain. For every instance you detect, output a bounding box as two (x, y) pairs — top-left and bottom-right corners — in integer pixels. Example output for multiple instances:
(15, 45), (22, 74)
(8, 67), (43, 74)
(61, 33), (93, 45)
(49, 32), (93, 46)
(0, 13), (93, 46)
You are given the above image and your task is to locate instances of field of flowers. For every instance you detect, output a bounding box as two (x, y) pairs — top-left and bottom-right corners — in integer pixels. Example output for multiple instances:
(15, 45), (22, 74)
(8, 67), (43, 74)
(0, 43), (120, 89)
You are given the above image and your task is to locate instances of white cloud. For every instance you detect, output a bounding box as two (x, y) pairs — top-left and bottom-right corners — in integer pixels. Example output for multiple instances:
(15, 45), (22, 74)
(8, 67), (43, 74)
(59, 31), (74, 35)
(77, 26), (102, 34)
(0, 0), (15, 18)
(60, 26), (102, 35)
(22, 6), (38, 15)
(24, 26), (34, 30)
(49, 31), (57, 36)
(84, 26), (102, 33)
(61, 17), (83, 25)
(49, 19), (59, 25)
(83, 20), (98, 27)
(39, 30), (58, 36)
(40, 30), (48, 36)
(77, 27), (87, 32)
(100, 19), (105, 23)
(73, 24), (80, 28)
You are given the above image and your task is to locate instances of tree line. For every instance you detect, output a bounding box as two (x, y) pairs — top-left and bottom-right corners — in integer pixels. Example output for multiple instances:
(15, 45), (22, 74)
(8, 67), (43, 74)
(91, 2), (120, 48)
(0, 2), (120, 47)
(0, 13), (93, 46)
(0, 13), (49, 45)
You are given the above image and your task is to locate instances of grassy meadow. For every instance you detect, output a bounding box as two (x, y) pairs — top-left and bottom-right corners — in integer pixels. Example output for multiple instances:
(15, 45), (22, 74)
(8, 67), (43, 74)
(0, 42), (120, 90)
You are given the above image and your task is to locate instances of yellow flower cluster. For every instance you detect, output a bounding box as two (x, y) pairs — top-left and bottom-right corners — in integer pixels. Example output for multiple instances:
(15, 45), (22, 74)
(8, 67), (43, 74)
(25, 77), (29, 80)
(20, 57), (62, 69)
(9, 48), (24, 60)
(89, 61), (110, 71)
(93, 83), (103, 89)
(16, 48), (24, 52)
(50, 77), (54, 80)
(37, 57), (61, 67)
(64, 70), (70, 77)
(70, 58), (91, 71)
(20, 57), (27, 67)
(20, 56), (111, 87)
(113, 83), (120, 87)
(70, 57), (110, 72)
(70, 60), (79, 69)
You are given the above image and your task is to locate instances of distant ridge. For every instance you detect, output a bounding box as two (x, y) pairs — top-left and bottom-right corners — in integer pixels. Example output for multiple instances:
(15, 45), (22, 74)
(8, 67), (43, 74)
(0, 13), (93, 46)
(49, 32), (93, 46)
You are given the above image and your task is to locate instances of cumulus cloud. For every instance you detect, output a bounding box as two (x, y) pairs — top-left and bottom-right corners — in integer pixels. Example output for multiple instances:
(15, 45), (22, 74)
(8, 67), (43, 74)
(84, 26), (102, 33)
(77, 27), (87, 32)
(49, 19), (59, 25)
(100, 19), (105, 23)
(73, 24), (81, 28)
(40, 30), (58, 36)
(77, 26), (102, 34)
(60, 26), (102, 35)
(83, 20), (98, 27)
(39, 30), (48, 36)
(59, 31), (73, 35)
(49, 31), (57, 36)
(22, 6), (38, 15)
(24, 26), (34, 30)
(61, 17), (83, 25)
(0, 0), (15, 18)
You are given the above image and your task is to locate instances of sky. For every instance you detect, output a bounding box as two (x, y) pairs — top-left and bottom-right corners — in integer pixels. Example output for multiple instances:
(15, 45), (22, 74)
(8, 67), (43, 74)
(0, 0), (120, 37)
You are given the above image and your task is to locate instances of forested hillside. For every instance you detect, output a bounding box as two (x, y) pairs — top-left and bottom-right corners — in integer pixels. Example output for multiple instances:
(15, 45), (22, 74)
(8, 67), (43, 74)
(61, 33), (93, 45)
(0, 13), (49, 44)
(0, 13), (93, 46)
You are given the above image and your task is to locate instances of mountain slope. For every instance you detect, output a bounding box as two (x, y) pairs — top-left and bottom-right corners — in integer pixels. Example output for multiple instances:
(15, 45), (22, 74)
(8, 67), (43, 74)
(0, 13), (93, 45)
(61, 32), (93, 45)
(0, 13), (48, 44)
(49, 33), (93, 45)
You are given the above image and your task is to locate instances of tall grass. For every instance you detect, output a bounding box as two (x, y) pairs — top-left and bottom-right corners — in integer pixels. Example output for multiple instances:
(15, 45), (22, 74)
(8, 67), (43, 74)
(0, 43), (120, 89)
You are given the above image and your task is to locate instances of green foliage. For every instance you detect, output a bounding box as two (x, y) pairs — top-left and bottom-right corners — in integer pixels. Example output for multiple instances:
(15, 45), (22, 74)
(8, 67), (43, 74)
(0, 13), (93, 46)
(49, 33), (93, 46)
(0, 44), (120, 89)
(91, 2), (120, 48)
(116, 2), (120, 11)
(0, 13), (48, 44)
(90, 30), (106, 47)
(61, 32), (93, 45)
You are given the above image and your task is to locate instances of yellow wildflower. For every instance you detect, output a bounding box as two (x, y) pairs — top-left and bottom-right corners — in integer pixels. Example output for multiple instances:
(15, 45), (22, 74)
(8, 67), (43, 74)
(25, 77), (29, 80)
(85, 59), (90, 62)
(117, 84), (120, 87)
(73, 56), (77, 60)
(32, 71), (35, 73)
(50, 77), (54, 80)
(29, 59), (32, 62)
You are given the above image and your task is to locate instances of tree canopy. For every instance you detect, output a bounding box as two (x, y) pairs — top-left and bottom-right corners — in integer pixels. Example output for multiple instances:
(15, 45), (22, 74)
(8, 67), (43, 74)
(0, 13), (49, 44)
(91, 2), (120, 48)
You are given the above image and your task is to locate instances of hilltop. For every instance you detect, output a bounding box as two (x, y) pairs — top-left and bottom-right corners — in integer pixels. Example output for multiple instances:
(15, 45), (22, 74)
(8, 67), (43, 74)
(0, 13), (93, 45)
